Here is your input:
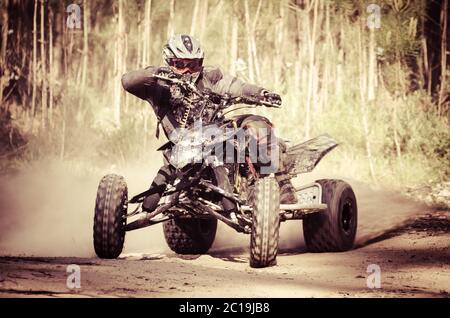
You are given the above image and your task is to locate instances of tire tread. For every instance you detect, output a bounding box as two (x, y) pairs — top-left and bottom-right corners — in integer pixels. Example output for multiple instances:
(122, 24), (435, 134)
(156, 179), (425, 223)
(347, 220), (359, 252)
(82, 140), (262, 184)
(93, 174), (127, 259)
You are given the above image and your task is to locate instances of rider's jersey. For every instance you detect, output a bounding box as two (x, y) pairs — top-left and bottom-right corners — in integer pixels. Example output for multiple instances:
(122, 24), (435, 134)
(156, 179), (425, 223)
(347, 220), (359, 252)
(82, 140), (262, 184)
(121, 66), (264, 139)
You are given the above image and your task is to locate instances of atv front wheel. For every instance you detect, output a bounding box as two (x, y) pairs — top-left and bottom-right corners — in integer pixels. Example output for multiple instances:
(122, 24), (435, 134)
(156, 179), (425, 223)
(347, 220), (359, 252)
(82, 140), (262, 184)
(250, 177), (280, 268)
(303, 179), (357, 252)
(163, 218), (217, 254)
(93, 174), (127, 259)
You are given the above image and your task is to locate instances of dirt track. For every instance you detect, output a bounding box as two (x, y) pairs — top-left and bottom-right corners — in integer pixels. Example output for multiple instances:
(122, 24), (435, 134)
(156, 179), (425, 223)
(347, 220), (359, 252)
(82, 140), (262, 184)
(0, 162), (449, 298)
(0, 210), (448, 298)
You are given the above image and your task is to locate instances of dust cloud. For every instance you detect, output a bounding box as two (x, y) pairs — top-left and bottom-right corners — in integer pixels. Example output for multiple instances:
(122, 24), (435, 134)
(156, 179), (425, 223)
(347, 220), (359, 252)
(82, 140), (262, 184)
(290, 172), (430, 248)
(0, 155), (169, 257)
(0, 159), (430, 257)
(213, 172), (431, 252)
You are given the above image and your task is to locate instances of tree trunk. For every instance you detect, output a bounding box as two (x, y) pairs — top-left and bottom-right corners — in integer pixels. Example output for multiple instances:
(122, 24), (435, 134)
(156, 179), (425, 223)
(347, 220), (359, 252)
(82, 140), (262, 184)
(32, 0), (38, 117)
(320, 1), (331, 112)
(78, 0), (89, 120)
(230, 11), (238, 76)
(418, 12), (428, 94)
(136, 6), (142, 68)
(251, 0), (262, 83)
(124, 33), (129, 114)
(336, 14), (344, 98)
(357, 20), (377, 183)
(0, 0), (9, 106)
(40, 0), (47, 129)
(190, 0), (200, 36)
(367, 23), (376, 101)
(142, 0), (152, 67)
(223, 13), (229, 70)
(293, 2), (302, 118)
(167, 0), (175, 38)
(274, 0), (286, 88)
(392, 95), (402, 160)
(48, 7), (53, 126)
(199, 0), (208, 42)
(113, 0), (125, 127)
(244, 0), (254, 83)
(438, 0), (448, 115)
(304, 0), (318, 139)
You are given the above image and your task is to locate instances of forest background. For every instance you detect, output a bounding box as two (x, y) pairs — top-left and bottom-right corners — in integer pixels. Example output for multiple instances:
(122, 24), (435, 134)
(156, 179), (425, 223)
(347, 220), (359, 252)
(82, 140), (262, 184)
(0, 0), (448, 204)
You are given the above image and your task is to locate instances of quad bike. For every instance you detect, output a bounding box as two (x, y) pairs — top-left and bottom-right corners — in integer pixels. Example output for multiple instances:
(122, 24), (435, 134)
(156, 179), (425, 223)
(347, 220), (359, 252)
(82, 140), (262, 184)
(93, 73), (358, 268)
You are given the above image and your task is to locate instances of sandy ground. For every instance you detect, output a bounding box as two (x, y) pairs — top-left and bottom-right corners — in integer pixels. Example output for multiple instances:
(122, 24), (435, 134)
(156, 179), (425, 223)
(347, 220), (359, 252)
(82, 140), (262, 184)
(0, 210), (448, 298)
(0, 160), (449, 298)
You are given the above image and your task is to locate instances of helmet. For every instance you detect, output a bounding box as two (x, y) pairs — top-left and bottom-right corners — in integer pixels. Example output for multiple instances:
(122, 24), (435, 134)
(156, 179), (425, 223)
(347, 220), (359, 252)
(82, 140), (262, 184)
(163, 34), (204, 74)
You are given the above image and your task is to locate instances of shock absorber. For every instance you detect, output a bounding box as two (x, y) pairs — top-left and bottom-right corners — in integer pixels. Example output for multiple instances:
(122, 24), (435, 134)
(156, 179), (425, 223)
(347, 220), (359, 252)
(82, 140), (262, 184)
(179, 103), (191, 129)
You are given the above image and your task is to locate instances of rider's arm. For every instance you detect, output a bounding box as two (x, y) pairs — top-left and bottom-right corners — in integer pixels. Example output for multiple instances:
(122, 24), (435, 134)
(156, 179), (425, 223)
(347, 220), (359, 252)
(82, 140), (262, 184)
(206, 67), (265, 98)
(121, 66), (161, 100)
(228, 75), (265, 98)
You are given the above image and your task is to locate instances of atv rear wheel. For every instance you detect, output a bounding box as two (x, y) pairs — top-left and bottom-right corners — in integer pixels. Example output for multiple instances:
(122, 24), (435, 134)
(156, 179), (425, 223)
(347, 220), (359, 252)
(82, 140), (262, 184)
(303, 179), (357, 252)
(163, 218), (217, 254)
(162, 166), (232, 255)
(250, 177), (280, 268)
(93, 174), (128, 259)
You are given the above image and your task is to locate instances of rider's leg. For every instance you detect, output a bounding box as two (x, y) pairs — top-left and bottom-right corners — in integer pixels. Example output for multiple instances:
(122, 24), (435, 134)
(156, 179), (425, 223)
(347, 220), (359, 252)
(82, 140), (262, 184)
(237, 115), (297, 204)
(275, 139), (297, 204)
(275, 173), (297, 204)
(142, 164), (176, 212)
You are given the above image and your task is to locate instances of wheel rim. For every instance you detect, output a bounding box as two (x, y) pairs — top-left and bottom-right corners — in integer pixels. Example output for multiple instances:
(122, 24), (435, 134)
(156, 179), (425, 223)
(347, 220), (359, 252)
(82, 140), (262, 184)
(121, 195), (128, 229)
(198, 219), (212, 236)
(341, 199), (354, 235)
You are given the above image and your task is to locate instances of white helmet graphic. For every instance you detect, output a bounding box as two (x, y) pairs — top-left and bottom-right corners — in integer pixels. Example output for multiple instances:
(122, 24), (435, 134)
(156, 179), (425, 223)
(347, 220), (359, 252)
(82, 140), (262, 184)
(163, 34), (204, 64)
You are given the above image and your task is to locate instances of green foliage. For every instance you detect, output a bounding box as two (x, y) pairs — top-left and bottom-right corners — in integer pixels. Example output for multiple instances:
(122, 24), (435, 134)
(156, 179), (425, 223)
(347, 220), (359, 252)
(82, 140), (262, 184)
(1, 0), (448, 190)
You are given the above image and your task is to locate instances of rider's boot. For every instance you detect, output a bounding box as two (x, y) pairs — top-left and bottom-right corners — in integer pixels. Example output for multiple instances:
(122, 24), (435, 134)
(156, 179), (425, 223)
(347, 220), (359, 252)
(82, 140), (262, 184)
(142, 190), (163, 213)
(142, 164), (174, 212)
(275, 139), (297, 204)
(275, 173), (297, 204)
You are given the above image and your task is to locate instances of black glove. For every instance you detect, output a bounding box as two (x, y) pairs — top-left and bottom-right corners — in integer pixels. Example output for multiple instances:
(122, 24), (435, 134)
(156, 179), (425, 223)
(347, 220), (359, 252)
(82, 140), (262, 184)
(260, 90), (282, 106)
(157, 66), (173, 75)
(203, 88), (223, 104)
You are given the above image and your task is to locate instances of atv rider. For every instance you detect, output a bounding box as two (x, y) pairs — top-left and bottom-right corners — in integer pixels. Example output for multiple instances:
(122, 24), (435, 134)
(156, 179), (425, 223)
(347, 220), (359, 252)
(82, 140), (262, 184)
(122, 34), (297, 213)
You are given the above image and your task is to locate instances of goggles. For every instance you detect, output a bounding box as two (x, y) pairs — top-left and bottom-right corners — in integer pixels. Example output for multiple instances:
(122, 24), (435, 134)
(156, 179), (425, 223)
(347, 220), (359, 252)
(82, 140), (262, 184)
(168, 58), (203, 73)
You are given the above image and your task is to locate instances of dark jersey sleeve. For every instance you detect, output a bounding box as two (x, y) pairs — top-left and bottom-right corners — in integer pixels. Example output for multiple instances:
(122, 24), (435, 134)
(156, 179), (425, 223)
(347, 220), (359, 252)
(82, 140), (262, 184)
(205, 67), (265, 98)
(121, 66), (160, 101)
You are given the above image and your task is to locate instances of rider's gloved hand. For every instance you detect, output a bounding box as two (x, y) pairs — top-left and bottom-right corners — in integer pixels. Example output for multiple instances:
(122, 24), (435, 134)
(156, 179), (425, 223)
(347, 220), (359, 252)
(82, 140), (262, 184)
(260, 90), (282, 106)
(158, 66), (181, 79)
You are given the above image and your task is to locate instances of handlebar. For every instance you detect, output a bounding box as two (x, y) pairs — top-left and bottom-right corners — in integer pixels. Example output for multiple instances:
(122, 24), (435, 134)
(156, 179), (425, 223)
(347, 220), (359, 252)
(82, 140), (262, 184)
(153, 73), (203, 97)
(231, 96), (281, 108)
(153, 73), (281, 109)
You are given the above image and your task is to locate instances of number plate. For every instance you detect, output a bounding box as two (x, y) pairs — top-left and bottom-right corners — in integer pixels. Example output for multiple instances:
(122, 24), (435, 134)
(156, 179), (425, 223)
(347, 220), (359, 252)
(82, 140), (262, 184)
(296, 183), (322, 205)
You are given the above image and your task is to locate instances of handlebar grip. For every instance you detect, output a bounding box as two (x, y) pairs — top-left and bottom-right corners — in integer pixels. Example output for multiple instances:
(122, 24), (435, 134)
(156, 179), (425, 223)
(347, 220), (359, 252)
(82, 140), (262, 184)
(237, 96), (281, 108)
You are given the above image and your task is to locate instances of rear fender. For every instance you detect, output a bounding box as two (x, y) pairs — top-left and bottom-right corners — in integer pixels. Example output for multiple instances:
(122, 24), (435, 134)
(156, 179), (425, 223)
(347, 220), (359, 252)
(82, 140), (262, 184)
(286, 134), (338, 174)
